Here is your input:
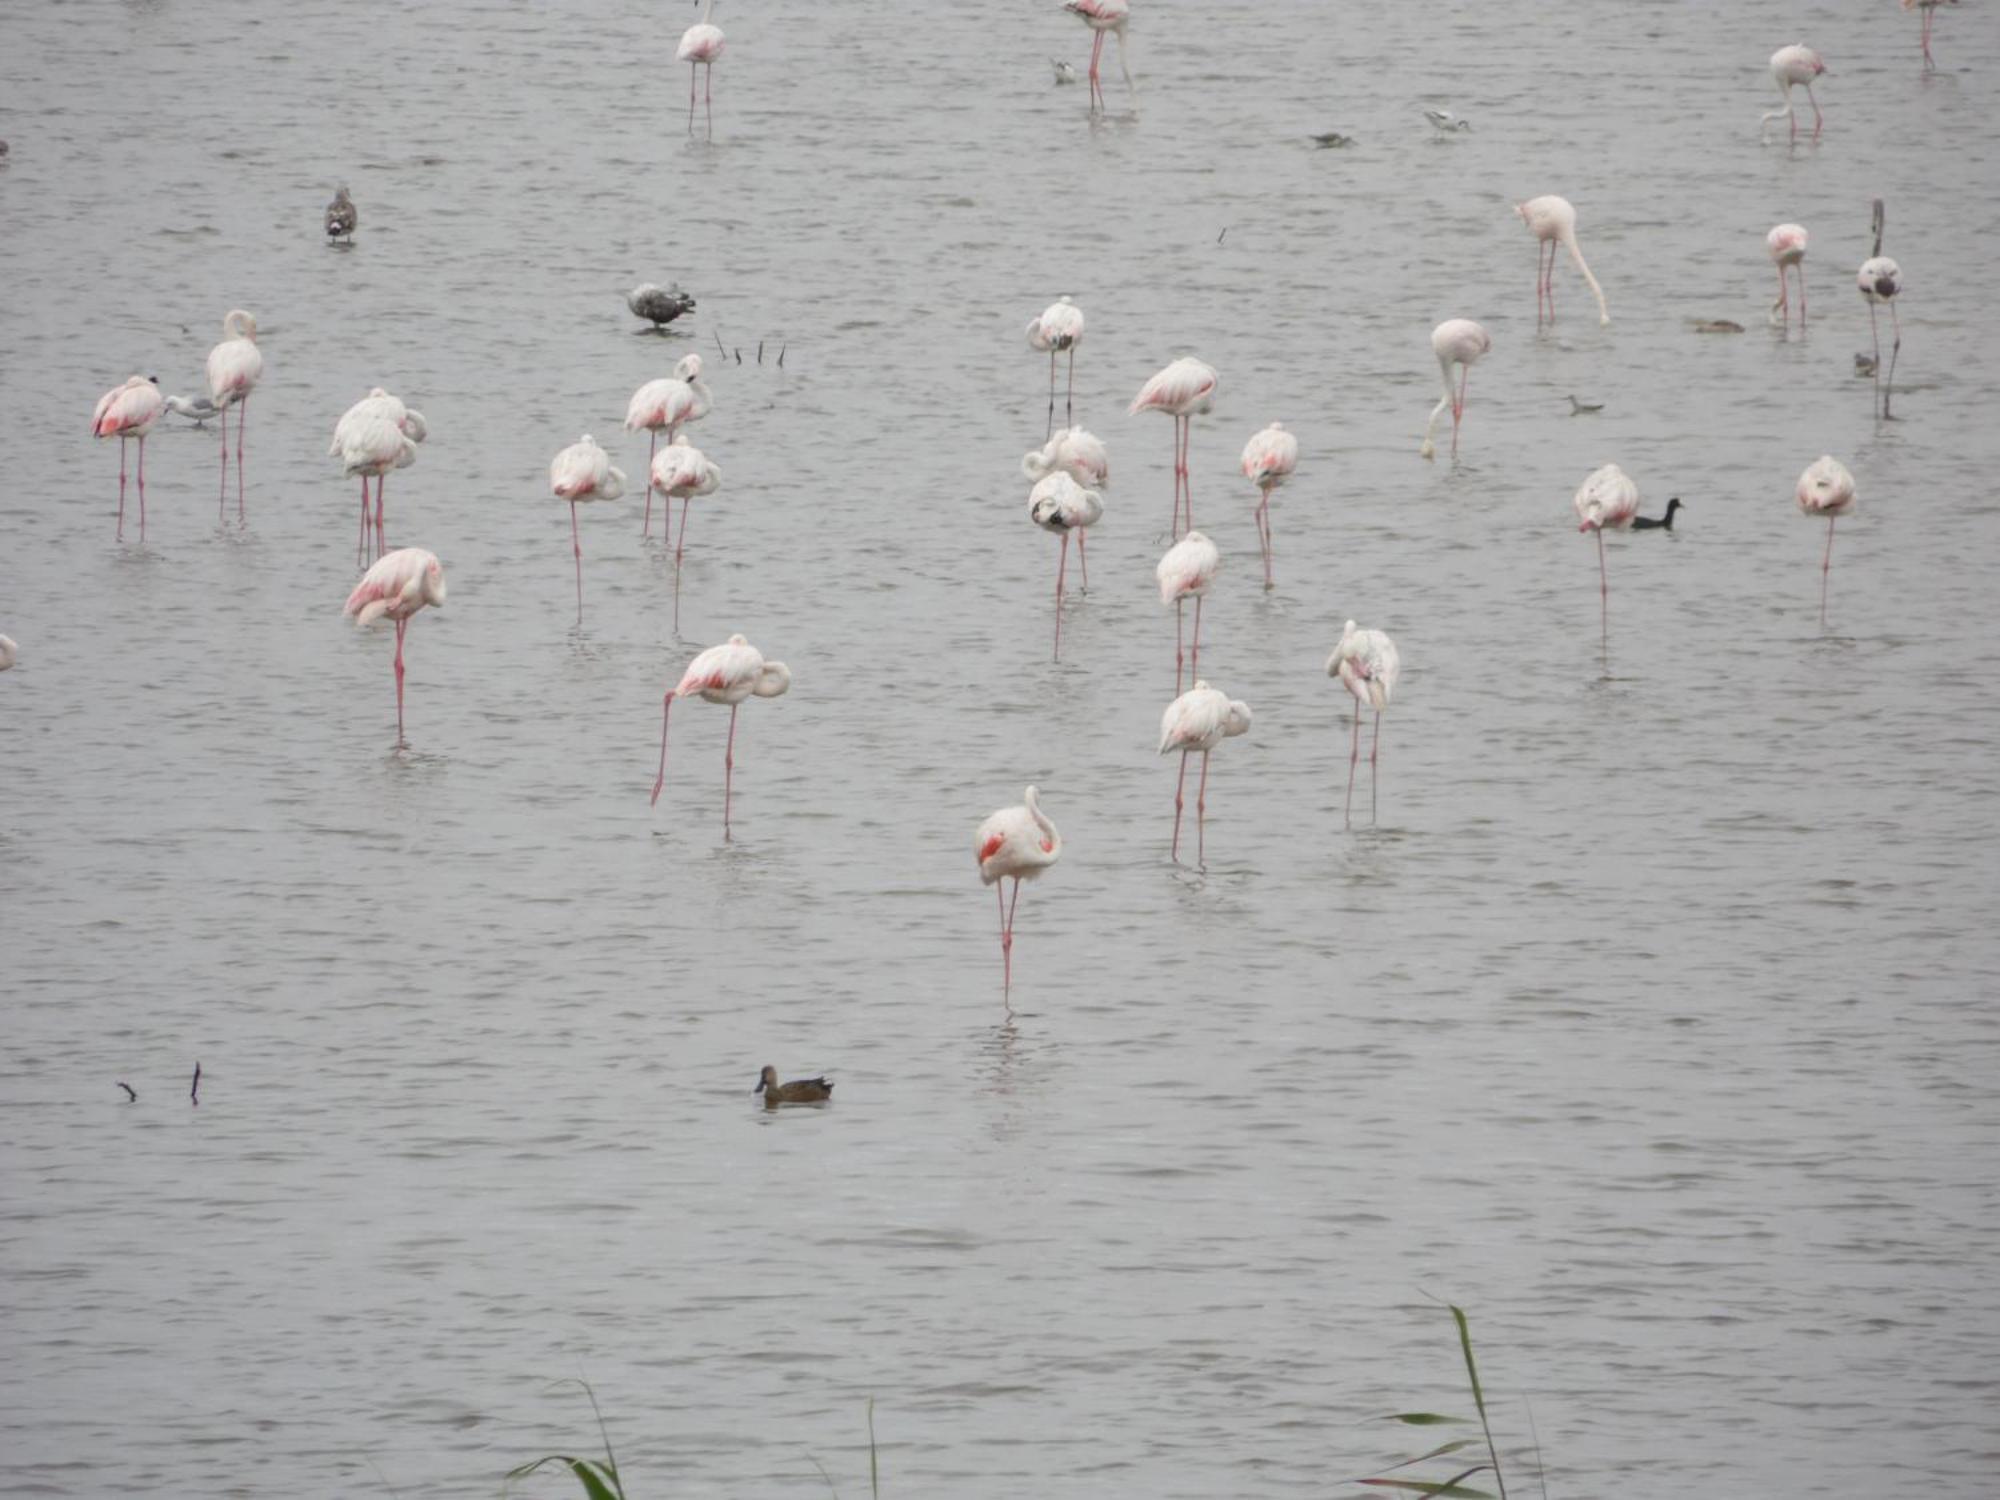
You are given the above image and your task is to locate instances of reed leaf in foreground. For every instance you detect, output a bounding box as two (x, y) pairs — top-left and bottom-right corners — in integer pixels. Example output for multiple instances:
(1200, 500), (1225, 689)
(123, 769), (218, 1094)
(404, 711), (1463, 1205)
(505, 1380), (626, 1500)
(1356, 1304), (1515, 1500)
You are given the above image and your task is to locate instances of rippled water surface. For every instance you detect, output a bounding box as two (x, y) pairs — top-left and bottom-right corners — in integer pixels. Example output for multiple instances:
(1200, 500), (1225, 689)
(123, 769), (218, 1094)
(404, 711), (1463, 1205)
(5, 1), (1999, 1495)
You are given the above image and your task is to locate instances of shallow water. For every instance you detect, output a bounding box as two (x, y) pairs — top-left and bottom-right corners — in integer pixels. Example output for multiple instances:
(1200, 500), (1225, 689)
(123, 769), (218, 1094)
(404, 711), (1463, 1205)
(3, 1), (1999, 1495)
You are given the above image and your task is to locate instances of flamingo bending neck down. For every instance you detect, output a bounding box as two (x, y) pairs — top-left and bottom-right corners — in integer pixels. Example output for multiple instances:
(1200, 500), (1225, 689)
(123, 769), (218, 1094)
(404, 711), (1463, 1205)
(1761, 44), (1828, 144)
(1766, 224), (1809, 329)
(343, 547), (447, 745)
(1064, 0), (1132, 115)
(976, 786), (1062, 994)
(92, 375), (164, 541)
(1420, 320), (1490, 461)
(651, 633), (792, 839)
(1327, 620), (1400, 828)
(1238, 422), (1297, 587)
(678, 0), (726, 137)
(1516, 197), (1608, 327)
(1158, 680), (1252, 867)
(1030, 471), (1104, 662)
(1573, 462), (1640, 662)
(1795, 455), (1855, 630)
(1131, 356), (1217, 541)
(549, 435), (627, 624)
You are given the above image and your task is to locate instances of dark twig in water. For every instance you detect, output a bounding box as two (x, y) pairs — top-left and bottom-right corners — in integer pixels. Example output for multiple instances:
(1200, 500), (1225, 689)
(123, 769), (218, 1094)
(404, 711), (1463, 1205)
(757, 339), (764, 365)
(778, 342), (787, 368)
(190, 1061), (201, 1107)
(1216, 226), (1228, 244)
(734, 348), (742, 364)
(117, 1081), (137, 1102)
(714, 330), (726, 357)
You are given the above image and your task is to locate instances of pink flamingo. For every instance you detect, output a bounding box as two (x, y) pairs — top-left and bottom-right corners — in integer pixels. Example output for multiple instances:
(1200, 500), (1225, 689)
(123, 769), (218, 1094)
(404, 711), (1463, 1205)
(91, 375), (164, 541)
(1026, 296), (1085, 437)
(1905, 0), (1957, 69)
(343, 547), (447, 745)
(1796, 455), (1856, 629)
(1327, 620), (1401, 828)
(0, 637), (15, 672)
(679, 0), (726, 137)
(1158, 680), (1252, 867)
(330, 389), (427, 562)
(1859, 200), (1902, 419)
(1063, 0), (1132, 114)
(1130, 355), (1217, 540)
(976, 786), (1062, 995)
(1516, 198), (1609, 327)
(1022, 426), (1109, 492)
(649, 433), (722, 631)
(1574, 462), (1640, 659)
(1767, 224), (1809, 329)
(1238, 422), (1296, 588)
(205, 310), (263, 520)
(1157, 529), (1219, 694)
(650, 632), (793, 839)
(626, 355), (713, 537)
(549, 436), (627, 624)
(1029, 471), (1104, 662)
(1762, 45), (1829, 144)
(1420, 320), (1490, 462)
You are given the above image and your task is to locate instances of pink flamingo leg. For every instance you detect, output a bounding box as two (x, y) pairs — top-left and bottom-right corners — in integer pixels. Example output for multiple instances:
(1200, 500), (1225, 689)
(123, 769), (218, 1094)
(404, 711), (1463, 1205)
(674, 495), (692, 568)
(1257, 496), (1274, 589)
(1345, 704), (1361, 829)
(393, 617), (408, 744)
(1597, 528), (1610, 661)
(1045, 349), (1057, 440)
(1166, 420), (1180, 540)
(1171, 749), (1189, 861)
(357, 476), (371, 563)
(375, 472), (387, 557)
(1180, 415), (1195, 534)
(1078, 526), (1090, 591)
(1821, 515), (1836, 630)
(1175, 596), (1185, 694)
(1191, 594), (1203, 681)
(136, 434), (149, 538)
(116, 435), (128, 540)
(1807, 83), (1822, 140)
(705, 62), (714, 139)
(1005, 878), (1022, 991)
(236, 396), (247, 520)
(1452, 366), (1468, 456)
(1052, 531), (1069, 662)
(1798, 263), (1807, 328)
(1089, 30), (1105, 112)
(722, 702), (739, 839)
(687, 61), (698, 133)
(1370, 711), (1383, 824)
(1194, 749), (1210, 868)
(650, 695), (674, 806)
(217, 406), (229, 516)
(643, 432), (657, 537)
(1883, 301), (1901, 419)
(570, 500), (584, 624)
(1065, 345), (1075, 431)
(997, 882), (1011, 991)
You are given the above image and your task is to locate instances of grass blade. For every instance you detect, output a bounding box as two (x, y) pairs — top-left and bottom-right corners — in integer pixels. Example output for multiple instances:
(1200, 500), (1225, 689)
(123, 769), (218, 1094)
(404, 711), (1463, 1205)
(1372, 1440), (1478, 1474)
(1389, 1413), (1471, 1426)
(868, 1397), (880, 1499)
(503, 1455), (621, 1500)
(1359, 1469), (1495, 1499)
(1447, 1304), (1507, 1500)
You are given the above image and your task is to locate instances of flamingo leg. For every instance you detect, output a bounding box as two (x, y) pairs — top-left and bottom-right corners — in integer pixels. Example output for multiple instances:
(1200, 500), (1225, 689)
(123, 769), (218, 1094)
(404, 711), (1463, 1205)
(1171, 749), (1188, 862)
(722, 702), (739, 839)
(1806, 82), (1822, 140)
(1166, 419), (1181, 540)
(1345, 704), (1360, 829)
(217, 405), (229, 517)
(1821, 515), (1836, 630)
(1191, 593), (1203, 682)
(1065, 345), (1075, 431)
(1078, 526), (1090, 592)
(643, 431), (657, 537)
(1175, 596), (1185, 694)
(1869, 301), (1883, 409)
(136, 435), (148, 539)
(393, 617), (408, 745)
(1195, 749), (1210, 868)
(235, 397), (247, 521)
(1258, 494), (1274, 589)
(1046, 349), (1056, 440)
(1089, 30), (1105, 112)
(687, 61), (697, 133)
(1453, 364), (1468, 455)
(1597, 528), (1609, 661)
(997, 881), (1010, 991)
(375, 472), (387, 557)
(116, 435), (128, 540)
(1371, 711), (1383, 825)
(571, 499), (584, 624)
(705, 61), (714, 139)
(1922, 7), (1934, 67)
(650, 695), (674, 806)
(1180, 415), (1195, 533)
(1798, 262), (1807, 328)
(1053, 531), (1069, 662)
(1883, 300), (1901, 419)
(358, 476), (370, 563)
(1005, 878), (1022, 986)
(675, 495), (692, 568)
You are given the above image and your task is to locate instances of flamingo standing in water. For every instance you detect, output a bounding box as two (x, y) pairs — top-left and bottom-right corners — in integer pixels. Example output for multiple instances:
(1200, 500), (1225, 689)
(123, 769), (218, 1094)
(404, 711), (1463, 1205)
(1516, 197), (1609, 327)
(1796, 455), (1856, 629)
(649, 434), (723, 571)
(1027, 296), (1085, 437)
(1858, 200), (1902, 419)
(330, 388), (427, 562)
(1131, 356), (1217, 540)
(1238, 422), (1297, 588)
(1767, 224), (1809, 329)
(1573, 462), (1641, 659)
(550, 435), (627, 624)
(1905, 0), (1957, 69)
(206, 309), (263, 520)
(1159, 681), (1252, 867)
(650, 632), (792, 839)
(1157, 529), (1219, 694)
(1420, 319), (1490, 462)
(91, 375), (164, 541)
(1064, 0), (1132, 114)
(679, 0), (725, 137)
(1327, 620), (1401, 828)
(0, 637), (15, 672)
(976, 786), (1062, 995)
(626, 354), (713, 537)
(1030, 471), (1104, 662)
(1762, 44), (1829, 144)
(343, 547), (447, 745)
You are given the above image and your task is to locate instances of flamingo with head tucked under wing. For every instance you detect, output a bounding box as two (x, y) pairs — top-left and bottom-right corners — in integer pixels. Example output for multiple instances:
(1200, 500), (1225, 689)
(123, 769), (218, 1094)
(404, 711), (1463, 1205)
(976, 786), (1062, 994)
(1131, 356), (1217, 540)
(679, 0), (726, 137)
(1327, 620), (1401, 828)
(550, 435), (626, 624)
(206, 309), (263, 520)
(1159, 681), (1252, 867)
(1239, 422), (1296, 587)
(343, 547), (447, 746)
(651, 633), (792, 838)
(92, 375), (164, 541)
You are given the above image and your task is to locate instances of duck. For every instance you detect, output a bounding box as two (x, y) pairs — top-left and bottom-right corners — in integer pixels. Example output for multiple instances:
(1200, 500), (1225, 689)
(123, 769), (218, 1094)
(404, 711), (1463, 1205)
(755, 1065), (833, 1105)
(1693, 319), (1745, 334)
(1630, 497), (1684, 532)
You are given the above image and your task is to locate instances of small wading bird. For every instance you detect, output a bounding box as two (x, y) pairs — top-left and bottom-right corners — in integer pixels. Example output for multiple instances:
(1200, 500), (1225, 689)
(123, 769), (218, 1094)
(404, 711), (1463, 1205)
(206, 309), (263, 520)
(1420, 320), (1490, 461)
(976, 786), (1062, 994)
(1517, 196), (1609, 326)
(343, 547), (446, 745)
(91, 374), (164, 541)
(1052, 58), (1077, 85)
(1131, 356), (1217, 540)
(1063, 0), (1132, 115)
(324, 185), (356, 246)
(1157, 529), (1218, 694)
(1159, 681), (1252, 867)
(626, 282), (696, 333)
(1238, 421), (1297, 587)
(1423, 108), (1470, 133)
(678, 0), (725, 137)
(165, 393), (218, 427)
(1030, 471), (1104, 661)
(1631, 497), (1683, 532)
(1573, 463), (1640, 658)
(1767, 223), (1809, 328)
(1906, 0), (1957, 69)
(330, 388), (428, 562)
(650, 633), (792, 838)
(1858, 200), (1902, 419)
(755, 1065), (832, 1105)
(1027, 296), (1085, 437)
(1795, 455), (1856, 629)
(626, 355), (713, 537)
(549, 436), (626, 624)
(1762, 44), (1829, 144)
(1327, 620), (1400, 828)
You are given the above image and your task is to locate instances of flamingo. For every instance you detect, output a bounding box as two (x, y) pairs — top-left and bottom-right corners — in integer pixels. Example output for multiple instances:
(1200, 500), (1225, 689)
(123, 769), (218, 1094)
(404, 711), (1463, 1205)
(1238, 422), (1297, 588)
(343, 547), (446, 745)
(330, 388), (427, 562)
(1130, 356), (1217, 540)
(549, 435), (627, 624)
(1796, 455), (1856, 629)
(1859, 199), (1902, 419)
(1420, 319), (1491, 462)
(1327, 620), (1401, 828)
(206, 309), (263, 520)
(91, 375), (164, 541)
(626, 354), (713, 537)
(1063, 0), (1132, 115)
(324, 185), (356, 246)
(976, 786), (1062, 994)
(0, 636), (14, 672)
(650, 632), (792, 839)
(1516, 197), (1609, 327)
(1029, 471), (1104, 661)
(1027, 296), (1085, 437)
(1157, 529), (1219, 694)
(649, 434), (723, 572)
(1767, 223), (1809, 329)
(1159, 681), (1252, 867)
(1905, 0), (1957, 69)
(678, 0), (725, 138)
(1762, 45), (1828, 144)
(1573, 462), (1641, 658)
(1022, 426), (1109, 491)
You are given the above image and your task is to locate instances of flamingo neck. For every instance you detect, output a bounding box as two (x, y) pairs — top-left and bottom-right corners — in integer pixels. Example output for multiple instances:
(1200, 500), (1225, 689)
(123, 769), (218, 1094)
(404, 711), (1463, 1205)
(1562, 229), (1610, 325)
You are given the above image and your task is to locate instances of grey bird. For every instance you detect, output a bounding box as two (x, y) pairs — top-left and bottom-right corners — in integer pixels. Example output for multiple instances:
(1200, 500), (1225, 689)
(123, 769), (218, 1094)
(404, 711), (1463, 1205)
(165, 394), (220, 427)
(626, 282), (697, 332)
(1567, 394), (1604, 415)
(1310, 131), (1354, 148)
(1423, 108), (1471, 133)
(1052, 58), (1077, 85)
(325, 185), (357, 245)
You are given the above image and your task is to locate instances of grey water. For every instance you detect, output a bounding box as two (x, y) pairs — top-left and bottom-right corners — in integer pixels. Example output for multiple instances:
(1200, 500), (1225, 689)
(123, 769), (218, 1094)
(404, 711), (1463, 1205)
(3, 1), (1999, 1495)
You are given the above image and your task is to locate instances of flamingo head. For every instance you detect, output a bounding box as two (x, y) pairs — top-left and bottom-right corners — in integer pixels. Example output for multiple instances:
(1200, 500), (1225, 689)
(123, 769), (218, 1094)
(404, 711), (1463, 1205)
(223, 309), (258, 341)
(676, 353), (704, 381)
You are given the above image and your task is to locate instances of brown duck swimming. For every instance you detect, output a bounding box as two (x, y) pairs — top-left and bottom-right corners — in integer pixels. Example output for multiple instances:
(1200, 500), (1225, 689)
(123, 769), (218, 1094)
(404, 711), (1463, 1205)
(755, 1065), (832, 1105)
